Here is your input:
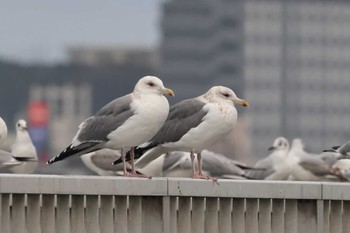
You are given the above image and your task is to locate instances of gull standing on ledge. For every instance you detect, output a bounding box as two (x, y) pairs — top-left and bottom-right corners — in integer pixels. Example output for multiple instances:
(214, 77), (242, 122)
(47, 76), (174, 177)
(9, 120), (38, 174)
(117, 86), (248, 180)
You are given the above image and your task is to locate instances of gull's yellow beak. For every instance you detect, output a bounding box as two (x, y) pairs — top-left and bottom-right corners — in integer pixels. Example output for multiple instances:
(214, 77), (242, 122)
(163, 87), (175, 96)
(233, 98), (249, 107)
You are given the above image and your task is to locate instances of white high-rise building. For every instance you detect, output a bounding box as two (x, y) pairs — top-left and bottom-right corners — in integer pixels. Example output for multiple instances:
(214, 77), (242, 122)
(161, 0), (350, 156)
(245, 1), (350, 154)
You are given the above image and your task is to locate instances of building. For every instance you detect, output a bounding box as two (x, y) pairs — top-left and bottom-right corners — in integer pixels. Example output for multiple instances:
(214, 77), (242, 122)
(161, 0), (350, 157)
(245, 1), (350, 154)
(160, 0), (245, 102)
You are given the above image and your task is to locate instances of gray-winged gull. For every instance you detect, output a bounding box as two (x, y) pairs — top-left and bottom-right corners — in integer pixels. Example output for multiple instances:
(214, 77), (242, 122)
(9, 119), (38, 174)
(47, 76), (174, 177)
(245, 137), (291, 180)
(81, 149), (126, 176)
(162, 150), (254, 179)
(81, 148), (164, 177)
(287, 138), (337, 181)
(331, 159), (350, 181)
(116, 86), (248, 180)
(0, 150), (21, 168)
(323, 140), (350, 159)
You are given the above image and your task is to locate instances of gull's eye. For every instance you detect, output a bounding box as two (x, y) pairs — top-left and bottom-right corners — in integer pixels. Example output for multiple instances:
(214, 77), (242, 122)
(17, 123), (20, 127)
(222, 93), (230, 98)
(278, 141), (282, 146)
(147, 82), (155, 87)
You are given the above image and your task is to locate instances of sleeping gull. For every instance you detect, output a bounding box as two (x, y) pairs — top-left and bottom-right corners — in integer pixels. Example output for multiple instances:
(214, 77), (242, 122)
(81, 148), (164, 177)
(81, 149), (126, 176)
(0, 150), (21, 168)
(47, 76), (174, 177)
(9, 119), (38, 174)
(331, 159), (350, 181)
(116, 86), (248, 180)
(245, 137), (291, 180)
(287, 138), (336, 181)
(163, 150), (254, 179)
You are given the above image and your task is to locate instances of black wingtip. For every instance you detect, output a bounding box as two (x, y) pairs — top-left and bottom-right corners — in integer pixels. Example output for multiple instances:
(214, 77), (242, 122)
(322, 149), (336, 153)
(47, 154), (63, 165)
(112, 146), (151, 165)
(112, 158), (123, 165)
(47, 142), (100, 165)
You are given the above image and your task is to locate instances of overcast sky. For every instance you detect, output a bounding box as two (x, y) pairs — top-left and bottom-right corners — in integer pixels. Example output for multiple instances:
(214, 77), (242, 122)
(0, 0), (162, 64)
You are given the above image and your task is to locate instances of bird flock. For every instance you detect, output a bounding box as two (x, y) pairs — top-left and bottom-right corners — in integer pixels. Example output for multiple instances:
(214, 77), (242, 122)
(245, 137), (350, 181)
(47, 75), (248, 180)
(1, 75), (349, 182)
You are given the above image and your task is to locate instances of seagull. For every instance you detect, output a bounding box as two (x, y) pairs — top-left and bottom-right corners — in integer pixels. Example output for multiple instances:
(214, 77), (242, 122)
(81, 148), (164, 177)
(287, 138), (336, 181)
(9, 119), (38, 174)
(331, 159), (350, 181)
(0, 150), (22, 168)
(323, 141), (350, 159)
(162, 150), (254, 179)
(47, 76), (174, 177)
(81, 149), (126, 176)
(245, 137), (291, 180)
(116, 86), (248, 180)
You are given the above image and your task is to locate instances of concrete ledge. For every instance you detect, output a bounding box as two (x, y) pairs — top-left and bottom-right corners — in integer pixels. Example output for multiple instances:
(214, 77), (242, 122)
(0, 174), (167, 196)
(168, 178), (322, 199)
(322, 182), (350, 200)
(0, 174), (348, 200)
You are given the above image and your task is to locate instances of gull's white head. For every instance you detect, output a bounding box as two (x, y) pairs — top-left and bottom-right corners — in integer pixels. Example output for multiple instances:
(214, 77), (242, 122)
(16, 119), (28, 132)
(134, 76), (174, 97)
(291, 138), (304, 150)
(269, 137), (289, 152)
(204, 86), (249, 107)
(0, 117), (8, 143)
(331, 159), (350, 179)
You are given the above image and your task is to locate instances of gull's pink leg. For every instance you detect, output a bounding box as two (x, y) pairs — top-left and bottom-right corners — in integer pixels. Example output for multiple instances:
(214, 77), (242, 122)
(197, 153), (205, 177)
(193, 153), (218, 182)
(121, 148), (129, 176)
(128, 147), (151, 178)
(130, 147), (136, 174)
(190, 150), (196, 177)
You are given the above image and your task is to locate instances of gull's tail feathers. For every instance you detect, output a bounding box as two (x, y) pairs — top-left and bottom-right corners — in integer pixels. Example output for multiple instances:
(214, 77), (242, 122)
(47, 142), (100, 165)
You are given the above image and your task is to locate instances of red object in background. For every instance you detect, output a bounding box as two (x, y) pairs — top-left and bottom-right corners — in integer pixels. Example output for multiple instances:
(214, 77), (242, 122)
(28, 101), (49, 126)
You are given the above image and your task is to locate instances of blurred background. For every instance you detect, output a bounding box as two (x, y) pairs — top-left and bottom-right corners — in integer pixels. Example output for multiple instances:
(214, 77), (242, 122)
(1, 0), (350, 174)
